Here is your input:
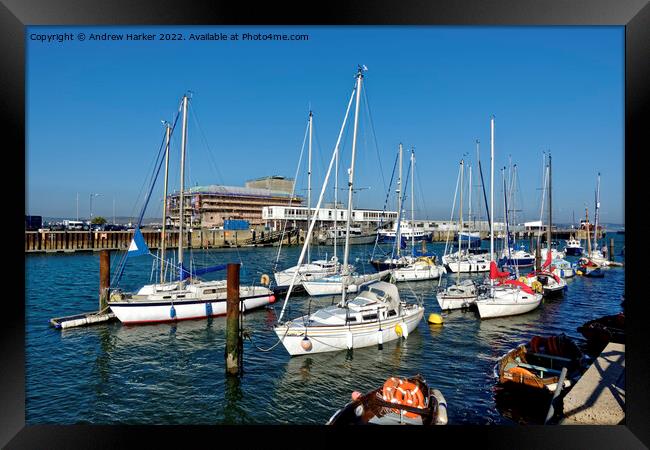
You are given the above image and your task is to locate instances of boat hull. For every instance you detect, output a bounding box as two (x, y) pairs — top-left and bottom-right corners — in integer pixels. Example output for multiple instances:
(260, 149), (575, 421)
(109, 288), (274, 324)
(445, 260), (490, 273)
(319, 235), (377, 246)
(273, 264), (338, 288)
(302, 271), (391, 296)
(476, 289), (542, 319)
(274, 306), (423, 356)
(393, 265), (445, 282)
(564, 247), (583, 256)
(498, 257), (535, 268)
(436, 294), (477, 310)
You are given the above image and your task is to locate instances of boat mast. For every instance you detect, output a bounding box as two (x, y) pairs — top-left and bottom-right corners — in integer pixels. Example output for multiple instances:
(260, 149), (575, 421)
(276, 84), (357, 324)
(333, 124), (338, 260)
(547, 152), (552, 252)
(585, 207), (592, 255)
(458, 159), (464, 284)
(341, 66), (364, 306)
(396, 143), (403, 259)
(593, 173), (601, 253)
(469, 163), (472, 232)
(307, 110), (313, 264)
(160, 122), (171, 283)
(411, 147), (415, 253)
(490, 116), (495, 294)
(178, 94), (189, 283)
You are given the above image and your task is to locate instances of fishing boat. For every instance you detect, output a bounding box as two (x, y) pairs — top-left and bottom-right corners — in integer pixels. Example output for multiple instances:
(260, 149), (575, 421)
(274, 66), (424, 356)
(326, 375), (448, 425)
(273, 111), (353, 289)
(564, 236), (583, 256)
(551, 259), (576, 278)
(317, 225), (376, 246)
(475, 116), (543, 319)
(108, 94), (275, 324)
(377, 221), (431, 243)
(498, 245), (535, 269)
(495, 334), (588, 393)
(392, 148), (446, 282)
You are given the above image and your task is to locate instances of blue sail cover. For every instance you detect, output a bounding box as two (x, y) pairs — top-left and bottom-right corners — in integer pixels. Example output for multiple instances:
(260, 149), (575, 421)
(179, 263), (227, 281)
(127, 228), (149, 258)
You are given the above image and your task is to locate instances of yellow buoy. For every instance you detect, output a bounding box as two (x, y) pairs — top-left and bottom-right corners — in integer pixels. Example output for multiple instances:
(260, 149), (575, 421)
(428, 313), (444, 325)
(395, 324), (403, 336)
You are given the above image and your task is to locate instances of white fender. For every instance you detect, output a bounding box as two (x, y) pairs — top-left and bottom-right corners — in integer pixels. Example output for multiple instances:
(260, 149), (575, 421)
(432, 389), (448, 425)
(399, 322), (408, 339)
(346, 330), (353, 349)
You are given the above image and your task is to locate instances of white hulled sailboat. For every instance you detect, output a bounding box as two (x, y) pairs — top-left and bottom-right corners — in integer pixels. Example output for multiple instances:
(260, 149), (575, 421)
(274, 66), (423, 355)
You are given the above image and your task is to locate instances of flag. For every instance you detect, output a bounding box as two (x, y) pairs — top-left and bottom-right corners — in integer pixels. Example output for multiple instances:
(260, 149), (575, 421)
(127, 228), (149, 258)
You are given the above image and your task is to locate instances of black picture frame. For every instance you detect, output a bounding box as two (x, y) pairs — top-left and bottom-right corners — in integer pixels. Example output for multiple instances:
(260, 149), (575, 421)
(5, 0), (648, 447)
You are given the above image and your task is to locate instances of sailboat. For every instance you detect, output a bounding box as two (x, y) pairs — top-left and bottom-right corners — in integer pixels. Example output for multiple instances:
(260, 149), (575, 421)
(274, 66), (423, 356)
(273, 110), (347, 290)
(475, 116), (543, 319)
(442, 159), (490, 274)
(393, 148), (446, 282)
(108, 94), (275, 324)
(585, 173), (609, 267)
(370, 144), (416, 271)
(576, 207), (604, 277)
(564, 236), (584, 256)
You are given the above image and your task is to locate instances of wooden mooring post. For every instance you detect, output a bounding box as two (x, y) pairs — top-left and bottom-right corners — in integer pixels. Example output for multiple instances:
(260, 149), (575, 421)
(535, 242), (541, 271)
(99, 250), (110, 311)
(609, 238), (615, 261)
(225, 263), (242, 376)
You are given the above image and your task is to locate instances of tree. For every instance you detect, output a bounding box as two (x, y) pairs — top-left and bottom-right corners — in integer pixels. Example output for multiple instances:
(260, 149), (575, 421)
(92, 216), (107, 225)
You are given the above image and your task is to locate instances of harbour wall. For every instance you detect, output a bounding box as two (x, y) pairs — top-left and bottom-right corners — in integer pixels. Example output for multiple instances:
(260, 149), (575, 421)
(25, 228), (604, 253)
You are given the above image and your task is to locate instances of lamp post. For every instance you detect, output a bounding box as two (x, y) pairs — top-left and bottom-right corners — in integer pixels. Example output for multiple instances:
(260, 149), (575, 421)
(89, 193), (102, 222)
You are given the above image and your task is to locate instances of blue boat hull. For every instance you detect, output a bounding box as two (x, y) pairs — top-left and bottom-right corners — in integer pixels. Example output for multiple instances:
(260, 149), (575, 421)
(565, 247), (583, 256)
(498, 257), (535, 268)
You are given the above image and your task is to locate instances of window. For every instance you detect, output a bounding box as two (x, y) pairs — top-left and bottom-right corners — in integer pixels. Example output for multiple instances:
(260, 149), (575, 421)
(362, 313), (378, 321)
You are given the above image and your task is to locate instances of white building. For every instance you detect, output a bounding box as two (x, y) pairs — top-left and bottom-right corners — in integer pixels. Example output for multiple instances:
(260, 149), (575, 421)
(262, 206), (397, 231)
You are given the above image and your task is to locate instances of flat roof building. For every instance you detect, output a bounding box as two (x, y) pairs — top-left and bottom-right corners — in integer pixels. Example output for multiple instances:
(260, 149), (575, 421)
(168, 178), (302, 228)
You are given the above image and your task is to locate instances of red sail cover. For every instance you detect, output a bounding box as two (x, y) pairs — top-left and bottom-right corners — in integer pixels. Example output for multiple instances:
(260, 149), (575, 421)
(542, 248), (553, 269)
(490, 261), (510, 279)
(501, 279), (535, 295)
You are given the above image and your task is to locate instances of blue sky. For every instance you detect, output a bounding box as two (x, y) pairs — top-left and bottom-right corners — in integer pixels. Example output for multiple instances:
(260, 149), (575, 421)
(26, 26), (624, 224)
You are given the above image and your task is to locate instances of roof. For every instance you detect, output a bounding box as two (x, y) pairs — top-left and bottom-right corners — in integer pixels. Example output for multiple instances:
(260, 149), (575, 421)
(246, 175), (294, 182)
(171, 184), (302, 199)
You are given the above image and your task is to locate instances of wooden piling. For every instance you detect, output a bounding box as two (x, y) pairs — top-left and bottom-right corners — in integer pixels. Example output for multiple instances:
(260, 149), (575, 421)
(609, 238), (614, 261)
(225, 263), (241, 376)
(535, 242), (541, 271)
(99, 250), (110, 311)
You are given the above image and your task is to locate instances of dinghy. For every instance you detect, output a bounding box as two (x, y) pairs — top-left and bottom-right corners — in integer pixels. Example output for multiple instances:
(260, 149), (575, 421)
(327, 375), (448, 425)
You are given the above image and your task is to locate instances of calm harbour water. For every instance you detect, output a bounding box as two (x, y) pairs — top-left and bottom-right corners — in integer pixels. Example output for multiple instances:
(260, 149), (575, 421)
(25, 235), (625, 425)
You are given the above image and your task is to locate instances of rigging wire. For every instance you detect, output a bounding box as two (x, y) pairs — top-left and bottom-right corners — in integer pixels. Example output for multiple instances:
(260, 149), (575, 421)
(273, 118), (310, 271)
